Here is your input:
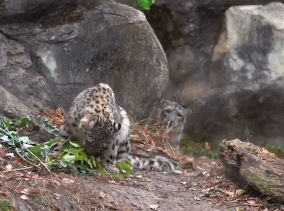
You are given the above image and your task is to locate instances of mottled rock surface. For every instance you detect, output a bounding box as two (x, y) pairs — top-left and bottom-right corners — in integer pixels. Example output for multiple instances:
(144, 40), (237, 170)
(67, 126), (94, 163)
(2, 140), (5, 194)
(0, 1), (168, 119)
(0, 85), (32, 119)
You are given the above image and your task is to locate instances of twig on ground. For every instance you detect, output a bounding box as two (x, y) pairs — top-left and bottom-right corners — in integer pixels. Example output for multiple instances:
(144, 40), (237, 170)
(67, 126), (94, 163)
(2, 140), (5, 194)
(14, 148), (41, 169)
(3, 165), (37, 173)
(26, 148), (60, 181)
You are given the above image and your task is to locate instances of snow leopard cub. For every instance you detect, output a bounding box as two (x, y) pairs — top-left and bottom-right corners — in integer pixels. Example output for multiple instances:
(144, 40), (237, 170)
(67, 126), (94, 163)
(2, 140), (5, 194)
(50, 83), (177, 172)
(157, 99), (191, 150)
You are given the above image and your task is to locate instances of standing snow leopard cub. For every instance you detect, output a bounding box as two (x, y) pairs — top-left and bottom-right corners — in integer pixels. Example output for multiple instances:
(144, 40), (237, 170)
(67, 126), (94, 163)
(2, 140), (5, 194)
(50, 83), (177, 173)
(157, 99), (191, 150)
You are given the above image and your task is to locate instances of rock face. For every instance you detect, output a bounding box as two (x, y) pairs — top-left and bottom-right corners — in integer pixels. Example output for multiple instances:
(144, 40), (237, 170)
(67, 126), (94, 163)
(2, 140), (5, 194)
(190, 2), (284, 146)
(0, 1), (168, 119)
(0, 85), (32, 119)
(212, 2), (284, 145)
(117, 0), (284, 147)
(138, 0), (276, 104)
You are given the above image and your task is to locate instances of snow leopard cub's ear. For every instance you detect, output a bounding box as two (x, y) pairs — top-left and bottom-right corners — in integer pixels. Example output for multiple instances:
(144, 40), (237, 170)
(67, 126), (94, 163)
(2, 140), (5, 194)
(183, 108), (192, 116)
(160, 98), (171, 107)
(79, 114), (102, 130)
(89, 116), (102, 129)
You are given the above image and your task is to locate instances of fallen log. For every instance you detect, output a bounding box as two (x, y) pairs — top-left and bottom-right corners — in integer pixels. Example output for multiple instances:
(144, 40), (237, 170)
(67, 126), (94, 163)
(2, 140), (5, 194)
(219, 139), (284, 202)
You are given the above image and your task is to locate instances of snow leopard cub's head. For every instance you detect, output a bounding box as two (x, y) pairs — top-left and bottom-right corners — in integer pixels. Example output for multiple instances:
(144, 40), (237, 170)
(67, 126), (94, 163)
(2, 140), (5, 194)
(158, 99), (191, 128)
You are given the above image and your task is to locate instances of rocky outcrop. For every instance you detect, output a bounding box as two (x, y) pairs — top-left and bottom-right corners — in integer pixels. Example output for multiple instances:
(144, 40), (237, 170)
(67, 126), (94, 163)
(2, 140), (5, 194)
(118, 0), (284, 146)
(0, 33), (51, 113)
(136, 0), (276, 103)
(0, 1), (168, 119)
(210, 2), (284, 145)
(188, 2), (284, 146)
(0, 85), (32, 119)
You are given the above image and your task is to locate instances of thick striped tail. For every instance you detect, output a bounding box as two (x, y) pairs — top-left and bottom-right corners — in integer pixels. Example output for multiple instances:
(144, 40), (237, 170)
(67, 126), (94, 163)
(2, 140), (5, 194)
(121, 153), (179, 173)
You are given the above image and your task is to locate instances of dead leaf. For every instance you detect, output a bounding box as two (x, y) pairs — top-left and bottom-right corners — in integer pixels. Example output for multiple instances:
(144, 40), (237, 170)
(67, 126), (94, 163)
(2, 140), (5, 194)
(205, 142), (211, 150)
(247, 200), (256, 205)
(0, 189), (9, 195)
(51, 179), (60, 186)
(99, 191), (107, 199)
(174, 170), (182, 174)
(27, 188), (41, 197)
(182, 157), (196, 169)
(54, 193), (61, 199)
(5, 153), (14, 158)
(20, 188), (41, 197)
(226, 190), (235, 197)
(108, 180), (116, 184)
(62, 178), (74, 184)
(5, 164), (12, 171)
(191, 182), (197, 187)
(149, 204), (158, 210)
(235, 189), (245, 196)
(20, 194), (29, 200)
(194, 197), (201, 201)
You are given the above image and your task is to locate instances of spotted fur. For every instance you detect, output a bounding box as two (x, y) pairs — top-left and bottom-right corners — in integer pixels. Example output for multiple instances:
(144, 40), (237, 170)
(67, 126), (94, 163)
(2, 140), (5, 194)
(51, 83), (177, 172)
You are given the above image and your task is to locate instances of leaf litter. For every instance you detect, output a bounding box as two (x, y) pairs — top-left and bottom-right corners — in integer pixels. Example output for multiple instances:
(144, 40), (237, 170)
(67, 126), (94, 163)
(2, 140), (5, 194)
(0, 109), (282, 210)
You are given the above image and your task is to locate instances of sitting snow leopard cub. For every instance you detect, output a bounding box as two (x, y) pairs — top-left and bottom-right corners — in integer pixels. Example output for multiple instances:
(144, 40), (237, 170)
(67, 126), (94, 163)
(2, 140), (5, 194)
(157, 99), (191, 150)
(51, 83), (177, 172)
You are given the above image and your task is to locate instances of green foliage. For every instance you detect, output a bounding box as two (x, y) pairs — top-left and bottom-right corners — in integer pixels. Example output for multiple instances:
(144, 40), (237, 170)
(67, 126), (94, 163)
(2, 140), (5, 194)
(112, 173), (122, 179)
(116, 159), (132, 177)
(6, 116), (58, 134)
(180, 139), (205, 156)
(180, 136), (220, 160)
(12, 117), (34, 128)
(265, 143), (284, 158)
(32, 116), (58, 134)
(0, 116), (133, 177)
(55, 139), (107, 175)
(137, 0), (154, 10)
(0, 117), (35, 155)
(29, 136), (61, 162)
(0, 198), (14, 211)
(206, 150), (220, 159)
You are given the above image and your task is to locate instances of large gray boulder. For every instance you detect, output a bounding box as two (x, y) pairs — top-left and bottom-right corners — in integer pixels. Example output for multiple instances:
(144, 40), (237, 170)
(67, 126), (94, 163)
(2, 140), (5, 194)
(189, 2), (284, 146)
(117, 0), (275, 103)
(0, 1), (168, 119)
(0, 0), (99, 19)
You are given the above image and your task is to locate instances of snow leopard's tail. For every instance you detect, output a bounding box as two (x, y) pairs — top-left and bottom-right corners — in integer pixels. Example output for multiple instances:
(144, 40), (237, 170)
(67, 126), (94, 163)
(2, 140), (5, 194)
(118, 153), (180, 173)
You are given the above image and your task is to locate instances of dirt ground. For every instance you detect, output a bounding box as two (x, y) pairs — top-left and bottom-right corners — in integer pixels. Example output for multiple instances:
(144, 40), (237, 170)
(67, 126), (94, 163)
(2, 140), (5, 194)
(1, 109), (283, 211)
(1, 141), (282, 211)
(0, 155), (232, 211)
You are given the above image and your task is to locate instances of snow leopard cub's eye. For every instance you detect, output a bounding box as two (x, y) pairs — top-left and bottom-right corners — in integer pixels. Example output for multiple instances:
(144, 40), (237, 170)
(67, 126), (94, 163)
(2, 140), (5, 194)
(177, 112), (183, 117)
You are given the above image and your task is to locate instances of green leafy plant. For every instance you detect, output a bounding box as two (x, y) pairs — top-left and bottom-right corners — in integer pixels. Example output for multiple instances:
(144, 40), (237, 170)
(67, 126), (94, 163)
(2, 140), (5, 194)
(0, 117), (35, 154)
(265, 143), (284, 158)
(0, 198), (15, 211)
(180, 139), (205, 156)
(12, 117), (34, 128)
(116, 159), (132, 177)
(207, 150), (220, 159)
(137, 0), (154, 10)
(29, 136), (61, 163)
(0, 116), (133, 176)
(54, 139), (107, 175)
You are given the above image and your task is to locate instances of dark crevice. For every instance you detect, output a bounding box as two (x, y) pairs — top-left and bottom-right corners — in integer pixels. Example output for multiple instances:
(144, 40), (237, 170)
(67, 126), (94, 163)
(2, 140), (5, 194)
(144, 4), (182, 52)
